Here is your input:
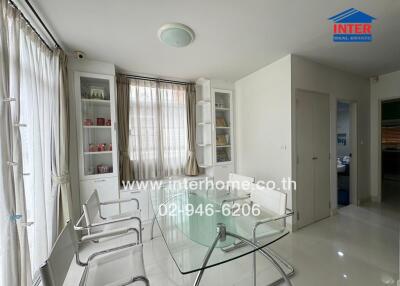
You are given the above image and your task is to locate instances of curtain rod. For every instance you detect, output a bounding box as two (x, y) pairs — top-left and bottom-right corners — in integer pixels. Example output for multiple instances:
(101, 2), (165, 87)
(8, 0), (61, 51)
(24, 0), (61, 48)
(119, 74), (193, 86)
(8, 0), (52, 51)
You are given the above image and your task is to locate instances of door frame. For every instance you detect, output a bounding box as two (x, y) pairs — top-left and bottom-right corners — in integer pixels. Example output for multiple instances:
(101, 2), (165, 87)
(336, 99), (359, 206)
(377, 98), (400, 202)
(293, 89), (331, 230)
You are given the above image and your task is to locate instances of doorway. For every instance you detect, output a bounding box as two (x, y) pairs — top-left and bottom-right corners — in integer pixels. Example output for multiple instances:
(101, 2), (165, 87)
(336, 101), (358, 207)
(381, 99), (400, 206)
(296, 90), (330, 229)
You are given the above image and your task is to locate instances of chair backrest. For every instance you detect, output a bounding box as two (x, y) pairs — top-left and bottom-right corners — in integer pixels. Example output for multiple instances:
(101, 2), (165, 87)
(228, 173), (255, 192)
(249, 183), (287, 216)
(40, 220), (78, 286)
(83, 190), (101, 226)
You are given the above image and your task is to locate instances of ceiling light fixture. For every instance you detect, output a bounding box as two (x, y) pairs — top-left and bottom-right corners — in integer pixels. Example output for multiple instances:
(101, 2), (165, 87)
(158, 23), (195, 48)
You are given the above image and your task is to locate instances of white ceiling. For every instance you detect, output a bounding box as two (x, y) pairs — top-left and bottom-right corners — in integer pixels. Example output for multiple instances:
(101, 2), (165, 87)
(34, 0), (400, 81)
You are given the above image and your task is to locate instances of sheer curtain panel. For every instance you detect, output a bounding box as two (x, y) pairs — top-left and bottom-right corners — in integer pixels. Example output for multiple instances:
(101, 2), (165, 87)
(0, 0), (71, 284)
(0, 2), (32, 286)
(129, 80), (188, 180)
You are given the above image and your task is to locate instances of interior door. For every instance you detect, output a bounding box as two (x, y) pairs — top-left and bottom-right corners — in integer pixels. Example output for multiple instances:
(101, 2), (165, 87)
(296, 91), (315, 228)
(312, 93), (331, 221)
(296, 90), (330, 229)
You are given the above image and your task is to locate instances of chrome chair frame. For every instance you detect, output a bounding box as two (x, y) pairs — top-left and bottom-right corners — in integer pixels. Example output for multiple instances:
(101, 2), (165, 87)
(221, 194), (295, 286)
(75, 190), (143, 243)
(40, 221), (149, 286)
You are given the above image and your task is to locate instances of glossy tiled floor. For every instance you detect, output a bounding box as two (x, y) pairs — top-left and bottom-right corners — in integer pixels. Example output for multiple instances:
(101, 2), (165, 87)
(67, 203), (399, 286)
(143, 204), (399, 286)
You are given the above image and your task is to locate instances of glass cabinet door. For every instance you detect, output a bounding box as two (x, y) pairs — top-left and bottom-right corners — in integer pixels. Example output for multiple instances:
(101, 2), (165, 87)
(214, 91), (232, 164)
(79, 76), (114, 177)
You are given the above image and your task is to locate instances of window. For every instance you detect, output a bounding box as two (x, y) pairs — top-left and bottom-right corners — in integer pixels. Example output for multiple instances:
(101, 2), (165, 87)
(128, 80), (188, 180)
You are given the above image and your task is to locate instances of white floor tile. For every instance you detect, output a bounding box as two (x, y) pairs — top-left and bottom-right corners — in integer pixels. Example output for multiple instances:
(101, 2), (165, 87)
(65, 203), (399, 286)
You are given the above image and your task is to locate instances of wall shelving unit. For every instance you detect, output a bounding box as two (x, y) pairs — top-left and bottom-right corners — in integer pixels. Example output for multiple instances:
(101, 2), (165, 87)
(195, 78), (234, 181)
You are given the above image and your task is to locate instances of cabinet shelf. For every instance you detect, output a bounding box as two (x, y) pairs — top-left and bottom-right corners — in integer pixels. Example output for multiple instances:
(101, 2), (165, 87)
(83, 125), (112, 129)
(197, 143), (212, 147)
(84, 151), (113, 155)
(81, 98), (111, 105)
(216, 126), (230, 129)
(216, 145), (231, 148)
(215, 107), (230, 111)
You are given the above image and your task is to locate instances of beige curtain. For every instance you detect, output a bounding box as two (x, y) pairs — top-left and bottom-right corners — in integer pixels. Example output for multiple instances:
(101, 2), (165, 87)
(117, 75), (133, 184)
(52, 49), (72, 233)
(0, 2), (32, 285)
(185, 84), (199, 176)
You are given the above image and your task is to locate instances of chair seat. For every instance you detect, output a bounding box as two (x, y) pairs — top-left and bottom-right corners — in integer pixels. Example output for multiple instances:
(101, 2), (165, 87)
(83, 244), (146, 286)
(102, 210), (141, 232)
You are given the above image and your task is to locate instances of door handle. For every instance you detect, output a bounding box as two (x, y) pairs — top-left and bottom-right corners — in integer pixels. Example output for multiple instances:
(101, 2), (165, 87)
(312, 157), (318, 160)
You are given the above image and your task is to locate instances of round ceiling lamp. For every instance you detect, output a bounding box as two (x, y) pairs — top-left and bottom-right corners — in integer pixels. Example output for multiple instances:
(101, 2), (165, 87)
(158, 23), (195, 47)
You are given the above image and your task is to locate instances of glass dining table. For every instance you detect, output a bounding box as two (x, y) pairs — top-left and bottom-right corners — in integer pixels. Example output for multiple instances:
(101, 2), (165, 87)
(149, 182), (294, 286)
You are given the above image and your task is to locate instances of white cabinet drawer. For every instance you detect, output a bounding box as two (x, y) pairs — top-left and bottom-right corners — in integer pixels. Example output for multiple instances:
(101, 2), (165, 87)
(80, 176), (119, 217)
(120, 190), (150, 222)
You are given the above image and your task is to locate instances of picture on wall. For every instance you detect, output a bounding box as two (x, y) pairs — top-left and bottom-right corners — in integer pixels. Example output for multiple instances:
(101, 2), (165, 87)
(337, 133), (347, 145)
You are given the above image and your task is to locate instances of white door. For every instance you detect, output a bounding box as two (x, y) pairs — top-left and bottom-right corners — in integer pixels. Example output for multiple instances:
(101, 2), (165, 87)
(296, 91), (315, 228)
(296, 90), (330, 229)
(312, 93), (331, 221)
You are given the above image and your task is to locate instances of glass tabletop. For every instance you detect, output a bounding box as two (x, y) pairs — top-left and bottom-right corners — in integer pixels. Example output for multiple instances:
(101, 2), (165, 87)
(150, 183), (290, 274)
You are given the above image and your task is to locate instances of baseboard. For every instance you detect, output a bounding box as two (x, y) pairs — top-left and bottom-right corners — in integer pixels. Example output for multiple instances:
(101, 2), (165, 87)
(370, 195), (380, 203)
(358, 197), (373, 205)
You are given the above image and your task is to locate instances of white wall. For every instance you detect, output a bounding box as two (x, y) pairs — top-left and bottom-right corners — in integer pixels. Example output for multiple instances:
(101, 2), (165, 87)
(370, 70), (400, 201)
(67, 57), (115, 220)
(234, 55), (293, 213)
(234, 55), (370, 230)
(291, 55), (371, 211)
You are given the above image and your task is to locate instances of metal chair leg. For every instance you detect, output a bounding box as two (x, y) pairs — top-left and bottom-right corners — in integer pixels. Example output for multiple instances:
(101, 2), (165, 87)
(226, 231), (293, 286)
(150, 215), (156, 240)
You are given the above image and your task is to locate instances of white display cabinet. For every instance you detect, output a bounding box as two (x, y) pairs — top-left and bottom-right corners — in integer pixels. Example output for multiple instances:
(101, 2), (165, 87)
(74, 71), (119, 216)
(213, 89), (233, 165)
(195, 78), (234, 182)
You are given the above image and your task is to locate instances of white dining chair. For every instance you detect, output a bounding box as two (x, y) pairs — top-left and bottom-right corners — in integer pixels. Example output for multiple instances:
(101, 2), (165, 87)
(75, 190), (143, 243)
(223, 182), (293, 245)
(40, 220), (149, 286)
(222, 182), (294, 286)
(228, 173), (255, 193)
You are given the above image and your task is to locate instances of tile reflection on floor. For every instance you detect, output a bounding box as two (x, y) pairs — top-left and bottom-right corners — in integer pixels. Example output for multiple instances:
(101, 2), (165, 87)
(65, 204), (399, 286)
